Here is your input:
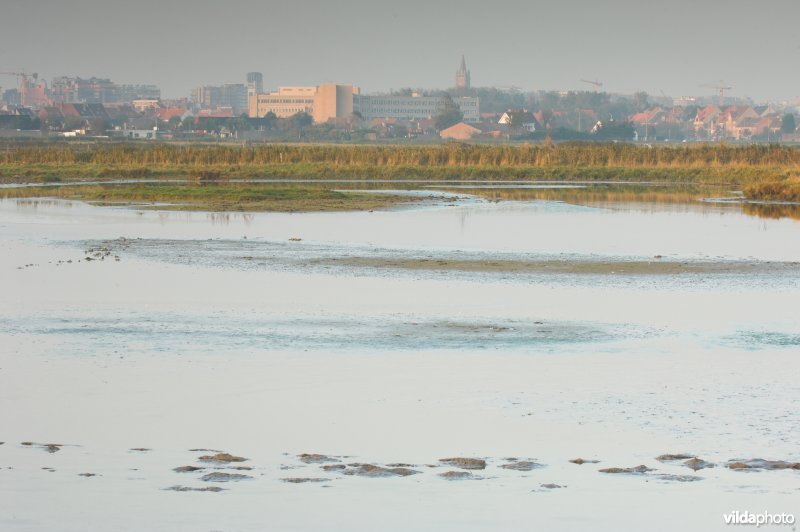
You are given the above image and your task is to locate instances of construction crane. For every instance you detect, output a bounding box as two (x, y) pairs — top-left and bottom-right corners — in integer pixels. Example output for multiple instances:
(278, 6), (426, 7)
(0, 71), (36, 105)
(700, 80), (732, 106)
(580, 79), (603, 91)
(496, 85), (523, 93)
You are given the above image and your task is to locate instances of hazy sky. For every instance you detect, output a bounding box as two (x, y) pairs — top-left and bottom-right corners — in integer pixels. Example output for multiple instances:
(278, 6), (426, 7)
(1, 0), (799, 102)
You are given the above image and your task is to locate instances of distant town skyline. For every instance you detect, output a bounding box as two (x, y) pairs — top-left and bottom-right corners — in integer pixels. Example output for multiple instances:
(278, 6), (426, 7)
(1, 0), (799, 102)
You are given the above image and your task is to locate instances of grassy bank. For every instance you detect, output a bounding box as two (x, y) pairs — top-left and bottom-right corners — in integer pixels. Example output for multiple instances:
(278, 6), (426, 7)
(0, 161), (795, 184)
(1, 143), (799, 184)
(743, 178), (800, 202)
(3, 142), (800, 168)
(2, 143), (799, 209)
(0, 183), (420, 212)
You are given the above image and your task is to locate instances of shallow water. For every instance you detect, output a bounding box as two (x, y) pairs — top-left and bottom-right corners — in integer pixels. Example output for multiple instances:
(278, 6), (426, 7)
(1, 196), (798, 531)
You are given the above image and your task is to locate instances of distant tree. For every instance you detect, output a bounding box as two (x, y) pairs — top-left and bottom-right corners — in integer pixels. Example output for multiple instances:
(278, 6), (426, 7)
(781, 114), (796, 134)
(63, 116), (84, 131)
(434, 94), (463, 130)
(391, 125), (408, 138)
(167, 116), (182, 130)
(592, 120), (635, 141)
(180, 117), (196, 131)
(633, 91), (649, 113)
(289, 112), (313, 129)
(538, 109), (555, 130)
(106, 114), (129, 128)
(504, 108), (531, 137)
(0, 115), (39, 130)
(230, 116), (253, 132)
(88, 118), (110, 133)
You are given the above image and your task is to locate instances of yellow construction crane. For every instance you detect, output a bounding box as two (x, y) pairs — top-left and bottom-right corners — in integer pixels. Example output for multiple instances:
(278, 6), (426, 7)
(700, 81), (732, 106)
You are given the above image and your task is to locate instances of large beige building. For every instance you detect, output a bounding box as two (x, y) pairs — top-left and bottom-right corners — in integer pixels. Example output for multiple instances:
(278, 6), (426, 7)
(248, 86), (316, 118)
(312, 83), (357, 124)
(248, 83), (359, 123)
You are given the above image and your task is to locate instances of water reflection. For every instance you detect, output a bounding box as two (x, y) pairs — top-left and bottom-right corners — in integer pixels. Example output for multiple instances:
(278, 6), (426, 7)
(743, 202), (800, 221)
(206, 212), (255, 225)
(3, 180), (800, 221)
(13, 198), (74, 210)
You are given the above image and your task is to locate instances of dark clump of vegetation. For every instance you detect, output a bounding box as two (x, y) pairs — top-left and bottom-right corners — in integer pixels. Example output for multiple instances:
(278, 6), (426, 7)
(743, 179), (800, 202)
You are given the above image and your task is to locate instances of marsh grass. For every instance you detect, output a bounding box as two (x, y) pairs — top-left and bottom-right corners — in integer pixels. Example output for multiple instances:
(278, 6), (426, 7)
(2, 143), (800, 209)
(0, 183), (420, 212)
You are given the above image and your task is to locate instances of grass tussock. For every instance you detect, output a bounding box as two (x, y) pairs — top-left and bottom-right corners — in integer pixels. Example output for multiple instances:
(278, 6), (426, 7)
(743, 180), (800, 202)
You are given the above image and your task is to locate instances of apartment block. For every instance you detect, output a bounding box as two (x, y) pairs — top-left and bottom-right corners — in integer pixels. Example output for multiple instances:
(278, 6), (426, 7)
(354, 94), (480, 123)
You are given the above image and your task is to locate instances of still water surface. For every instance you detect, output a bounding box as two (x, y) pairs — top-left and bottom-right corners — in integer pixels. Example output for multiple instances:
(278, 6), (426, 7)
(0, 195), (798, 531)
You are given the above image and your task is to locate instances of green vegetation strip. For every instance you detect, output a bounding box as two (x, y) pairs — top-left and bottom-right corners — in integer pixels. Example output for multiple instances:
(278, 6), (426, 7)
(2, 143), (800, 202)
(0, 183), (418, 212)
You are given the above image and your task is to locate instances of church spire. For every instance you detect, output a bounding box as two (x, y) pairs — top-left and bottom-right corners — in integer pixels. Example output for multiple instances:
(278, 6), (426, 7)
(456, 54), (470, 89)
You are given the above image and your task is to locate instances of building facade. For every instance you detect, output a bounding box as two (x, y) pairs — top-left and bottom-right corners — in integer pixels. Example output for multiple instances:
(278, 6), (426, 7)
(117, 84), (161, 103)
(248, 86), (316, 118)
(354, 94), (480, 123)
(312, 83), (358, 123)
(248, 84), (359, 123)
(246, 72), (263, 99)
(50, 77), (117, 104)
(192, 84), (247, 114)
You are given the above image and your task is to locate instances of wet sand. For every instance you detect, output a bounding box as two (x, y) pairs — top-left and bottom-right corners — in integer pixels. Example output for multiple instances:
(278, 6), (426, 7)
(303, 255), (800, 275)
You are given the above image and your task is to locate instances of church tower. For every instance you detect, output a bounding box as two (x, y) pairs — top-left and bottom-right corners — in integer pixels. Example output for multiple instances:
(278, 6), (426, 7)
(455, 55), (470, 90)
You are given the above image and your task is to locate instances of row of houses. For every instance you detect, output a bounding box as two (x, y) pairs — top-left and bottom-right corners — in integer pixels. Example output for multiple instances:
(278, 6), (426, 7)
(629, 104), (787, 141)
(4, 96), (798, 143)
(440, 104), (794, 142)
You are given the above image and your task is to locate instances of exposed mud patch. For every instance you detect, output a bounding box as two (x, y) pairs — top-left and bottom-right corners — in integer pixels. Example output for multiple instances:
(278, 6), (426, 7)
(569, 458), (600, 465)
(199, 453), (248, 463)
(164, 485), (225, 492)
(173, 466), (204, 473)
(200, 472), (252, 482)
(599, 465), (654, 474)
(656, 454), (695, 462)
(727, 459), (800, 471)
(299, 454), (341, 464)
(439, 457), (486, 470)
(21, 442), (63, 453)
(342, 464), (419, 477)
(683, 458), (715, 471)
(500, 460), (543, 471)
(654, 474), (703, 482)
(281, 477), (328, 483)
(439, 471), (474, 480)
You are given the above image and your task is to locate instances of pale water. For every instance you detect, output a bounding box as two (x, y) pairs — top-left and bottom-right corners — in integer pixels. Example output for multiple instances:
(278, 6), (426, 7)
(0, 196), (798, 531)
